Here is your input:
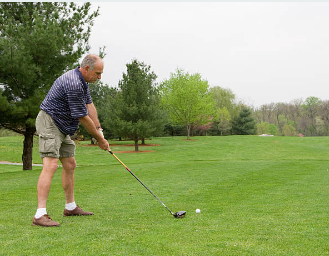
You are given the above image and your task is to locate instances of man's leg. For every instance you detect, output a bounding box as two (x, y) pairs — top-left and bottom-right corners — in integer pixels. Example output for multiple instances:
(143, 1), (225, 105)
(37, 157), (59, 208)
(35, 110), (61, 211)
(60, 156), (94, 216)
(60, 156), (76, 204)
(33, 156), (60, 227)
(33, 110), (63, 226)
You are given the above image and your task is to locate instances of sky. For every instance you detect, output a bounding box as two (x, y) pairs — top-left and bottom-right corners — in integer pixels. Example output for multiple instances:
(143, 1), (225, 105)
(87, 2), (329, 107)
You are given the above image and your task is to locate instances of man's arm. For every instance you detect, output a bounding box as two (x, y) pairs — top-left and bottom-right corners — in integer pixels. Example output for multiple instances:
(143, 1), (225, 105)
(79, 115), (110, 151)
(86, 103), (101, 129)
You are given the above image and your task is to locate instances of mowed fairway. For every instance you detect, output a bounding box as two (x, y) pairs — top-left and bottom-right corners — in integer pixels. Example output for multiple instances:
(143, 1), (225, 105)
(1, 135), (329, 255)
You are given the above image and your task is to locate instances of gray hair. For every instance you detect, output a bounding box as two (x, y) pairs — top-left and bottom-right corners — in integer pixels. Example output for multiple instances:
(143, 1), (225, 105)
(81, 54), (101, 70)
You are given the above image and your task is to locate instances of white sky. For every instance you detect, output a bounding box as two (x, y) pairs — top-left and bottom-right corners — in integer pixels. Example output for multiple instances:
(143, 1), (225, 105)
(88, 2), (329, 107)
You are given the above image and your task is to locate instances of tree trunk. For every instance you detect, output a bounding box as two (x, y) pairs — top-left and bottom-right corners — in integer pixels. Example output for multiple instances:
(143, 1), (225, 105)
(22, 126), (35, 170)
(186, 124), (191, 140)
(141, 138), (145, 145)
(134, 138), (139, 152)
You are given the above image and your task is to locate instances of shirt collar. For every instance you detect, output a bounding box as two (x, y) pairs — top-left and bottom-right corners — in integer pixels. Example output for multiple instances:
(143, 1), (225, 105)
(75, 67), (88, 88)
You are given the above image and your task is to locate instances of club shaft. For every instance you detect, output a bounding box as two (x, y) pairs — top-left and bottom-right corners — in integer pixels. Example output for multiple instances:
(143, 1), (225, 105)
(109, 151), (174, 215)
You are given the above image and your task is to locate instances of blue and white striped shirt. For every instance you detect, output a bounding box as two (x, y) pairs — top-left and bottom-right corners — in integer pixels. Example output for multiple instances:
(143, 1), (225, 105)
(41, 67), (92, 135)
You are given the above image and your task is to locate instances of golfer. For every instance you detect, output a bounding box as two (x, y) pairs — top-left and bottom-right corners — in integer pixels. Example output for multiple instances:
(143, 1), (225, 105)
(32, 54), (110, 227)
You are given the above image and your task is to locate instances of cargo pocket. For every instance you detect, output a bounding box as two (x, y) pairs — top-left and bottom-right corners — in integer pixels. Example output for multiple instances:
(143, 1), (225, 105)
(39, 134), (56, 154)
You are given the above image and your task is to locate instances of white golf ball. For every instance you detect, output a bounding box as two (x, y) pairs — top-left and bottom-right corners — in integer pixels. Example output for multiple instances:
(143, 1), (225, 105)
(196, 209), (201, 214)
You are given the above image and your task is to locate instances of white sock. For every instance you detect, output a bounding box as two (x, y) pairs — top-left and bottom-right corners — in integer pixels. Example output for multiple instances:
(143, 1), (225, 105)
(35, 208), (47, 219)
(65, 201), (77, 211)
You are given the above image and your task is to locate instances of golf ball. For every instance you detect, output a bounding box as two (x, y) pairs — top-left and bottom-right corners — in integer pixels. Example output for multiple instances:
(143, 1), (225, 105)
(196, 209), (201, 214)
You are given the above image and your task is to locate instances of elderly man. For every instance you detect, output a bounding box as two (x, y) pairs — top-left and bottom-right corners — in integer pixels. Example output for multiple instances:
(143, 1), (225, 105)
(33, 54), (110, 227)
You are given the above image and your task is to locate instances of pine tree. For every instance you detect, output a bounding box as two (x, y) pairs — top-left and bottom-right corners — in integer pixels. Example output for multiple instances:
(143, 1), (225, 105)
(0, 2), (99, 169)
(232, 107), (256, 135)
(106, 59), (166, 151)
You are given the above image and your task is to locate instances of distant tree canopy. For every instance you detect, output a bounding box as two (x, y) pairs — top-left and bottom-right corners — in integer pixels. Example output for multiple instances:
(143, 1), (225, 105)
(209, 86), (240, 118)
(254, 96), (329, 136)
(0, 2), (99, 170)
(160, 69), (215, 140)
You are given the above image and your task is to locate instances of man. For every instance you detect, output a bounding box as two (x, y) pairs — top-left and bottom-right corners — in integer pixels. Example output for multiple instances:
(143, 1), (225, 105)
(33, 54), (110, 227)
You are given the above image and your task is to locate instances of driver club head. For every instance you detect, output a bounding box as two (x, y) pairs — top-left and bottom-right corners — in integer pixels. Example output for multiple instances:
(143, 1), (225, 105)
(173, 211), (186, 218)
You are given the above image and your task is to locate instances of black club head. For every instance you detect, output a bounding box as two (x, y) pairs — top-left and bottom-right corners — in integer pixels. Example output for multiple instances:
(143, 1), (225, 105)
(173, 211), (186, 218)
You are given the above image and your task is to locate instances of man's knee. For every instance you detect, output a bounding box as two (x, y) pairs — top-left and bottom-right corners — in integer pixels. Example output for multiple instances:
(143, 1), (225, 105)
(68, 159), (77, 170)
(61, 157), (77, 171)
(40, 157), (59, 180)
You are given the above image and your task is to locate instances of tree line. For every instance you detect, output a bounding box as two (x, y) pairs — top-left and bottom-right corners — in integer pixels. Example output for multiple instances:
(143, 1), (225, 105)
(77, 61), (329, 142)
(254, 97), (329, 137)
(0, 2), (327, 170)
(85, 59), (260, 144)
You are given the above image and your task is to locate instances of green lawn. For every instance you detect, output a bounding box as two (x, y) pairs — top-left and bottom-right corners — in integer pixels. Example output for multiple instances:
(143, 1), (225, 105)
(0, 135), (329, 255)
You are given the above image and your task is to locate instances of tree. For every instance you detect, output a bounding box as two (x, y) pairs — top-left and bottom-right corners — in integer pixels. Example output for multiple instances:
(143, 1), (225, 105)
(257, 121), (279, 135)
(277, 114), (288, 133)
(216, 107), (231, 136)
(209, 86), (239, 118)
(302, 96), (320, 136)
(0, 3), (99, 170)
(269, 123), (279, 136)
(193, 120), (213, 136)
(282, 124), (297, 136)
(160, 69), (215, 140)
(106, 59), (165, 151)
(318, 100), (329, 136)
(232, 107), (256, 135)
(257, 122), (270, 135)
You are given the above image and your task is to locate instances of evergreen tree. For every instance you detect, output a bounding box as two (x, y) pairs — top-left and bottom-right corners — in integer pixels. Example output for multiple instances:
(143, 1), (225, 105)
(232, 107), (256, 135)
(0, 2), (99, 169)
(106, 59), (166, 151)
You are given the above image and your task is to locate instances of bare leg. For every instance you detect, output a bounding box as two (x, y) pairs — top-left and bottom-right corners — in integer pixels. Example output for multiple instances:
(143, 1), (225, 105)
(60, 157), (77, 204)
(37, 157), (59, 208)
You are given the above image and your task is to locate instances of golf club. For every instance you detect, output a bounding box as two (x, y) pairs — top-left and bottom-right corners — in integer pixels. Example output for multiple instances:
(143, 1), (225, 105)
(109, 151), (186, 218)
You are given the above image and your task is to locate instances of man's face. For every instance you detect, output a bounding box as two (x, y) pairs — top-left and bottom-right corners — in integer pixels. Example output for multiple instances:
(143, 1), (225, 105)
(85, 60), (104, 83)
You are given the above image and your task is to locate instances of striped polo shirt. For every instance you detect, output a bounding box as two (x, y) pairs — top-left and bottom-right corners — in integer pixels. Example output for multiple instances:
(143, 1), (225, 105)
(41, 67), (92, 136)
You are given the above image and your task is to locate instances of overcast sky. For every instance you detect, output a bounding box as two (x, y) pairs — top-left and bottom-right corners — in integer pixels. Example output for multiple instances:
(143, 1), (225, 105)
(87, 2), (329, 107)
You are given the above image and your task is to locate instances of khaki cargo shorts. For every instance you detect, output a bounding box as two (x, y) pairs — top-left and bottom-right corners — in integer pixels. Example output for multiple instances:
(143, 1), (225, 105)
(36, 110), (76, 159)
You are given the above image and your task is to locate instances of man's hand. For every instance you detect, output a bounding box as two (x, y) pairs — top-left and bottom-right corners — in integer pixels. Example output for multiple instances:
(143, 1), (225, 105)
(98, 137), (111, 151)
(79, 115), (110, 151)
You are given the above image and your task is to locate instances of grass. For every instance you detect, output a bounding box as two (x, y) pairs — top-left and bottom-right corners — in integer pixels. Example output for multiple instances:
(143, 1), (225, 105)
(1, 135), (329, 255)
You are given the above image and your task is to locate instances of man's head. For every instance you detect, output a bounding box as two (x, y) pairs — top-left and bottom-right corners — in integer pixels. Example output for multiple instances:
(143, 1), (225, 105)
(80, 54), (104, 83)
